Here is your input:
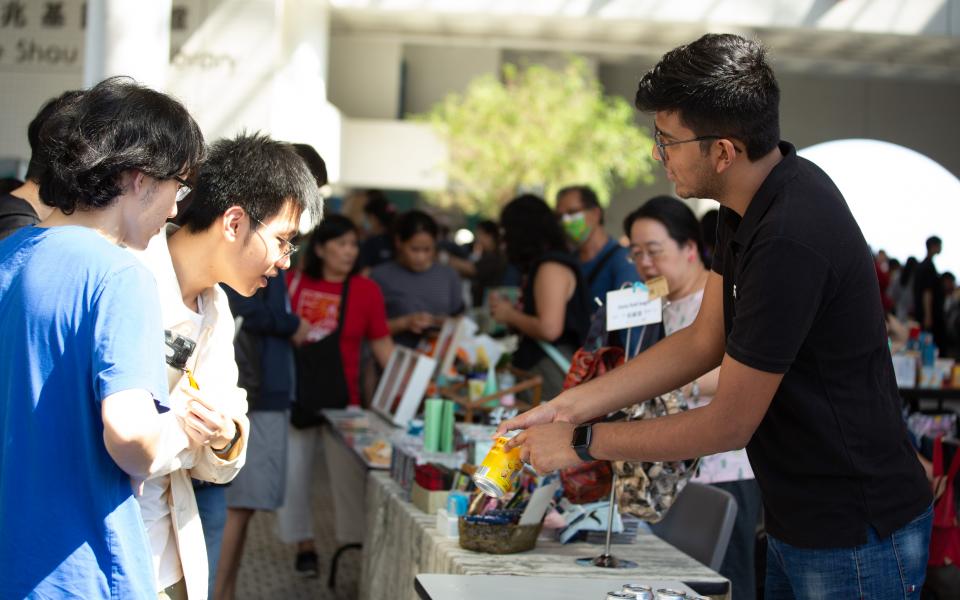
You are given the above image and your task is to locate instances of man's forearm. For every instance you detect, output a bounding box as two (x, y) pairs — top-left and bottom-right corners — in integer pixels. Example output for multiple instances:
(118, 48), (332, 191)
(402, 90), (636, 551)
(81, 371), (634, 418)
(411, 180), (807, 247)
(589, 403), (737, 463)
(586, 352), (781, 463)
(562, 325), (723, 424)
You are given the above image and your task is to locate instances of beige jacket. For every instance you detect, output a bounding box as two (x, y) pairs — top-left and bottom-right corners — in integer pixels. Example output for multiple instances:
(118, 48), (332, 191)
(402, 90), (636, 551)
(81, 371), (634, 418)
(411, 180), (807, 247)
(134, 225), (250, 600)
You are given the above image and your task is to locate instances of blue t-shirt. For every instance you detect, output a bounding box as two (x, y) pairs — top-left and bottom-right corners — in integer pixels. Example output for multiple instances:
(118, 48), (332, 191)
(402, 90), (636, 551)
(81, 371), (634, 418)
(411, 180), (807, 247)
(581, 238), (640, 304)
(0, 226), (168, 600)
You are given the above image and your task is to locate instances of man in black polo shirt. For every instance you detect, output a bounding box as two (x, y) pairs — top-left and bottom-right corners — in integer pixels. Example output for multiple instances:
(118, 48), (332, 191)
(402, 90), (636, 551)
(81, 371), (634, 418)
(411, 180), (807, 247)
(497, 33), (932, 598)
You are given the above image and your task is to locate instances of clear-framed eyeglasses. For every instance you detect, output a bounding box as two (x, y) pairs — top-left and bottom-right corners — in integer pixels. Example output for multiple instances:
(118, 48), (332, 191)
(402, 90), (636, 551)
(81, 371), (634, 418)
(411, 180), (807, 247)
(626, 246), (665, 264)
(251, 216), (298, 258)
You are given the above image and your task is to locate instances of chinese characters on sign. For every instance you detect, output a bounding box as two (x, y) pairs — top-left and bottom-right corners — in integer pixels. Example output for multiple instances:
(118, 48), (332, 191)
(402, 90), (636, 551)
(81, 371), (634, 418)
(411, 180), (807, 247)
(0, 3), (196, 71)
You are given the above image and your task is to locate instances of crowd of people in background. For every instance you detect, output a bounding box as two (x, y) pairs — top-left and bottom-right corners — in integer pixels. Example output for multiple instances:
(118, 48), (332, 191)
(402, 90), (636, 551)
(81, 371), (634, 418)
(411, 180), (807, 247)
(875, 235), (960, 359)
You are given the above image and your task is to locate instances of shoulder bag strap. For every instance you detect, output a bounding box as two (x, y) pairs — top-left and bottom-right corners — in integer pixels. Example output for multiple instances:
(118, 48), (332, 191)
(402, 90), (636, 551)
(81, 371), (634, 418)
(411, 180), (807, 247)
(288, 270), (303, 299)
(335, 276), (351, 333)
(586, 244), (620, 287)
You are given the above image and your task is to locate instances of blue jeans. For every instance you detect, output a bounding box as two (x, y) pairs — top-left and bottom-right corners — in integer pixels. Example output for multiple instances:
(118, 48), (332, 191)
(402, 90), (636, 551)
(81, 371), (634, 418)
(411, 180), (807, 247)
(765, 504), (933, 599)
(194, 484), (227, 597)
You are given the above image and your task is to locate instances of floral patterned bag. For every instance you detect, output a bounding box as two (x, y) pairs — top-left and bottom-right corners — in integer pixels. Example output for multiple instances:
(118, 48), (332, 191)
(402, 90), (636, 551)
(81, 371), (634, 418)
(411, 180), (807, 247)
(558, 305), (699, 521)
(613, 390), (700, 523)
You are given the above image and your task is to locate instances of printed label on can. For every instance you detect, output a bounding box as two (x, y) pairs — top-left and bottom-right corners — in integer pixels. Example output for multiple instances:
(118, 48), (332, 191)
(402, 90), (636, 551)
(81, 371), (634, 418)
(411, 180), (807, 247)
(472, 435), (523, 497)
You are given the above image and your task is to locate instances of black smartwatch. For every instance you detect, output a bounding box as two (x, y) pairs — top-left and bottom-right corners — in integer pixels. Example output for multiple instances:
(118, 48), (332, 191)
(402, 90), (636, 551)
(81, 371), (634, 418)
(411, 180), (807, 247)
(571, 424), (595, 462)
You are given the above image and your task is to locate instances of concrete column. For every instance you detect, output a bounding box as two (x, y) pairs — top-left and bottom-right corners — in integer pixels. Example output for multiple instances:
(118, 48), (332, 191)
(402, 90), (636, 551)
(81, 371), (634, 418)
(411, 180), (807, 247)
(84, 0), (171, 90)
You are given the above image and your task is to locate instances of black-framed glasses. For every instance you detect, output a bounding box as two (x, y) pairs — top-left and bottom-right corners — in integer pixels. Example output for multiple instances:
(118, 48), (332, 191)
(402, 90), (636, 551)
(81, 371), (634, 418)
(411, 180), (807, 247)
(172, 176), (192, 203)
(251, 216), (298, 258)
(654, 128), (722, 163)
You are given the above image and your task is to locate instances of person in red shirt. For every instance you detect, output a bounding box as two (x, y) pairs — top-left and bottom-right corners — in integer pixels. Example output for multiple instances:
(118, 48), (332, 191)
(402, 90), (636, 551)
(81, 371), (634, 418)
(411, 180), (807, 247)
(278, 214), (393, 576)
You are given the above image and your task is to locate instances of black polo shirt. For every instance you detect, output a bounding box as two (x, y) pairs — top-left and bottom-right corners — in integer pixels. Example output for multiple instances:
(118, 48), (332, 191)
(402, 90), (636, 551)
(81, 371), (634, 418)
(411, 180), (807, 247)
(712, 141), (931, 548)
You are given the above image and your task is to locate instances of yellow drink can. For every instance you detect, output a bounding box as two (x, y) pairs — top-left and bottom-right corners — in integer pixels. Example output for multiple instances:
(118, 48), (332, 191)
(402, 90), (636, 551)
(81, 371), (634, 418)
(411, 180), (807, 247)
(473, 433), (523, 498)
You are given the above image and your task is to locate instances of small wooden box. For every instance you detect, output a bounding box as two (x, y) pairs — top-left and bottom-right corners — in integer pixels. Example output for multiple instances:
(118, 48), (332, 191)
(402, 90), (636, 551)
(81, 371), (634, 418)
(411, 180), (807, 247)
(411, 482), (449, 515)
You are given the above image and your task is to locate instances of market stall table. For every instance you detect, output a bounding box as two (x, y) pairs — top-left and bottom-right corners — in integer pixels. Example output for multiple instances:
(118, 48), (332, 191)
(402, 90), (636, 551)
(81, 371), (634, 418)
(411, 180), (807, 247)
(360, 471), (730, 600)
(320, 408), (396, 588)
(415, 574), (697, 600)
(899, 386), (960, 412)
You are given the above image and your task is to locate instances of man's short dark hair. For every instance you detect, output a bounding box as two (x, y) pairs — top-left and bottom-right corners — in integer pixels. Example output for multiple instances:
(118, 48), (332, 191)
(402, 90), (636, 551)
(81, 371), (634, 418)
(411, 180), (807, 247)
(557, 185), (603, 223)
(181, 133), (323, 233)
(927, 236), (942, 251)
(38, 77), (205, 214)
(25, 90), (84, 182)
(635, 33), (780, 161)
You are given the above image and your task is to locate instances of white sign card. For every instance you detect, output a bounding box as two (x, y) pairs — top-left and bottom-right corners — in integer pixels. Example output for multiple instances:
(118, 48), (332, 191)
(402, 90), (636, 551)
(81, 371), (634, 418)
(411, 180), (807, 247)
(605, 285), (663, 331)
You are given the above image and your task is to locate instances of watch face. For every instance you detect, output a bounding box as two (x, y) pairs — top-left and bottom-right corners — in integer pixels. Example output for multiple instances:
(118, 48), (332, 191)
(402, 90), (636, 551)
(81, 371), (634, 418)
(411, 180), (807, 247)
(572, 425), (590, 448)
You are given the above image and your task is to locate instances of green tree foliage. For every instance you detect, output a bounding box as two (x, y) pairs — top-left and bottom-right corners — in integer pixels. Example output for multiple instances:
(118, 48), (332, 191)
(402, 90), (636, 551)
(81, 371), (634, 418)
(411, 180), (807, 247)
(418, 57), (656, 216)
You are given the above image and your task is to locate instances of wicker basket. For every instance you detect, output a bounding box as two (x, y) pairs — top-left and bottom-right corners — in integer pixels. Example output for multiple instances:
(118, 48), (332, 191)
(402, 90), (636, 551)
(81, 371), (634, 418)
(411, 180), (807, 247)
(457, 518), (543, 554)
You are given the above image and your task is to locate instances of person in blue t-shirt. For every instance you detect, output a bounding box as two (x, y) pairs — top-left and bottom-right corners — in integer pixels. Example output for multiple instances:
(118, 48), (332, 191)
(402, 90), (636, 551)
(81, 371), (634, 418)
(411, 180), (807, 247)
(0, 77), (207, 600)
(555, 185), (640, 304)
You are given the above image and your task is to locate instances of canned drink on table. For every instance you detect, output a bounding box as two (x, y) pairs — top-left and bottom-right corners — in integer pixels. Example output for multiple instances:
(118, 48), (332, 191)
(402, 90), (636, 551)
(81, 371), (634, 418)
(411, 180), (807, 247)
(605, 593), (636, 600)
(473, 431), (523, 498)
(654, 590), (687, 600)
(622, 584), (654, 599)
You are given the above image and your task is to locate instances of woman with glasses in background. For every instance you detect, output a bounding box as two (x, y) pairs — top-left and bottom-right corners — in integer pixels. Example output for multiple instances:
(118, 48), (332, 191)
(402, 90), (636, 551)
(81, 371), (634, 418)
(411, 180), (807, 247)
(624, 195), (762, 600)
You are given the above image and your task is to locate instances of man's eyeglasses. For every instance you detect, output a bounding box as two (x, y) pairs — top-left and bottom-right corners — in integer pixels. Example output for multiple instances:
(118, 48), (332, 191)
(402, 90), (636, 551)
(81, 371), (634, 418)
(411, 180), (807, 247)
(654, 128), (722, 164)
(251, 216), (298, 258)
(172, 176), (192, 203)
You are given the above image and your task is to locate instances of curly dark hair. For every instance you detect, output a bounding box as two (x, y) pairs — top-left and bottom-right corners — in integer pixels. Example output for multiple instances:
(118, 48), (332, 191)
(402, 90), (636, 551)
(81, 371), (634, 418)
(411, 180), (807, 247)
(38, 76), (205, 214)
(180, 133), (323, 234)
(500, 194), (568, 273)
(25, 89), (84, 182)
(635, 33), (780, 161)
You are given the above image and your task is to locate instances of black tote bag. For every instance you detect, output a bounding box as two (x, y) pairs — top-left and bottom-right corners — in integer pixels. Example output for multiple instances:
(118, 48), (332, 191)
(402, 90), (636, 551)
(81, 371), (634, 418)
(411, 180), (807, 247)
(290, 276), (351, 429)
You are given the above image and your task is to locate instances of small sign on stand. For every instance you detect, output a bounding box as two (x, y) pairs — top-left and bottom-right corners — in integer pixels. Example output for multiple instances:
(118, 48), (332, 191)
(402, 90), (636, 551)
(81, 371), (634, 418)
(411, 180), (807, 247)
(605, 277), (667, 333)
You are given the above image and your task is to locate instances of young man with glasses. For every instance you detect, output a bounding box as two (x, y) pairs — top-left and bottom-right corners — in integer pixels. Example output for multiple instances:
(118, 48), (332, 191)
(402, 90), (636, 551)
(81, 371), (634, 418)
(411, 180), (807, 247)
(132, 133), (321, 600)
(498, 34), (932, 598)
(0, 77), (206, 599)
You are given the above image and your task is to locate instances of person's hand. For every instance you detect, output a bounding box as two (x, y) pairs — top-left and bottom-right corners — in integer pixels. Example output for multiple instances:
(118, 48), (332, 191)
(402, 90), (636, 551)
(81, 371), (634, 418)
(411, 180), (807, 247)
(177, 382), (238, 451)
(291, 317), (312, 346)
(496, 391), (578, 439)
(488, 292), (516, 325)
(510, 421), (582, 473)
(406, 312), (435, 334)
